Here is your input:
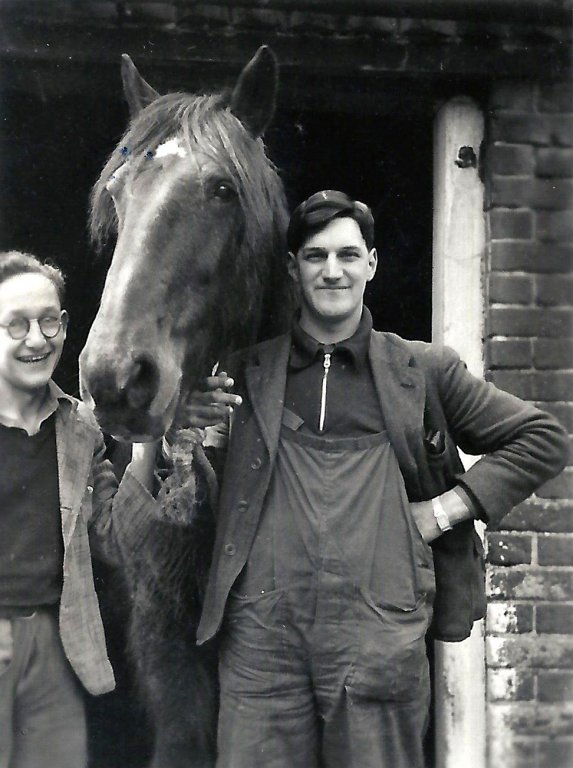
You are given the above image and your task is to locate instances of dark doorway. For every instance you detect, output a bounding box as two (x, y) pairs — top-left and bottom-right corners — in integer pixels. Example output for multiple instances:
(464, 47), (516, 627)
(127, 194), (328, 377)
(268, 107), (434, 341)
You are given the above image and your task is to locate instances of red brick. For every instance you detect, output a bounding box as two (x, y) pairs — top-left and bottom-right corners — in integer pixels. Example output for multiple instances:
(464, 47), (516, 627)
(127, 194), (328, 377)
(486, 338), (532, 368)
(490, 242), (573, 272)
(537, 604), (573, 634)
(538, 740), (573, 768)
(487, 602), (534, 633)
(537, 211), (573, 243)
(489, 144), (535, 176)
(537, 469), (573, 500)
(533, 339), (573, 369)
(490, 177), (573, 210)
(551, 116), (573, 147)
(489, 371), (573, 400)
(487, 568), (573, 601)
(536, 148), (573, 178)
(490, 84), (536, 111)
(487, 307), (573, 338)
(542, 404), (573, 432)
(489, 737), (541, 768)
(538, 82), (573, 113)
(538, 533), (573, 565)
(531, 179), (573, 210)
(538, 672), (573, 702)
(499, 499), (573, 534)
(487, 532), (533, 566)
(489, 701), (573, 739)
(489, 273), (533, 304)
(486, 634), (573, 668)
(488, 668), (535, 701)
(490, 209), (533, 239)
(535, 275), (573, 307)
(491, 113), (554, 145)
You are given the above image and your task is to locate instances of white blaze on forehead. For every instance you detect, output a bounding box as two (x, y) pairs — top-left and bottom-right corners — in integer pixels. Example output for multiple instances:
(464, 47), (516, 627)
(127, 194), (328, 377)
(155, 138), (188, 159)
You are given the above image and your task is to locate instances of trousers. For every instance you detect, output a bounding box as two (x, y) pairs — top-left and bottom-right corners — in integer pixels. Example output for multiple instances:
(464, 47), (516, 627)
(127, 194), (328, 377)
(0, 609), (87, 768)
(217, 421), (435, 767)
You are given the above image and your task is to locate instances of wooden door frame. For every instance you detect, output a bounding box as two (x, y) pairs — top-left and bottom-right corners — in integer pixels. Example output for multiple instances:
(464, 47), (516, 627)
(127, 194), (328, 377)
(432, 96), (487, 768)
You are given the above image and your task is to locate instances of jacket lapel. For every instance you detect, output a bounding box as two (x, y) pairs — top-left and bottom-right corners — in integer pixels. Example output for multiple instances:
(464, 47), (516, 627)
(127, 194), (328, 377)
(369, 332), (425, 479)
(245, 334), (291, 461)
(56, 404), (96, 548)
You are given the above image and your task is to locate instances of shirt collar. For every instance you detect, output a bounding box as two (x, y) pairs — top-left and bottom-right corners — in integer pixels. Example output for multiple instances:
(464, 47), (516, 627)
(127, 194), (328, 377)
(289, 307), (373, 371)
(47, 380), (77, 413)
(0, 380), (75, 432)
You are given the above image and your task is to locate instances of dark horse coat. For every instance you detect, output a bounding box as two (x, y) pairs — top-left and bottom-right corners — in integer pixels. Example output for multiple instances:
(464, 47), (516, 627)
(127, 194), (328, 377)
(197, 329), (568, 645)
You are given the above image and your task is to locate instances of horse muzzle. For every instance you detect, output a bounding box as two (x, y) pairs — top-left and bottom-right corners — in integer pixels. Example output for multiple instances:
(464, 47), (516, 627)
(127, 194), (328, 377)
(80, 347), (181, 442)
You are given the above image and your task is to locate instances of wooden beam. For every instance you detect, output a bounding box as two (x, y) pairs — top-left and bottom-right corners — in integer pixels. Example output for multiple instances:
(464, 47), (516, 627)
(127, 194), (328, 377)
(1, 23), (568, 86)
(11, 0), (566, 25)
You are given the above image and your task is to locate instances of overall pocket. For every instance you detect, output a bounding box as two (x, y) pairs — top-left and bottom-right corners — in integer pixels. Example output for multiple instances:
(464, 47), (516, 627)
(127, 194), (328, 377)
(345, 590), (432, 703)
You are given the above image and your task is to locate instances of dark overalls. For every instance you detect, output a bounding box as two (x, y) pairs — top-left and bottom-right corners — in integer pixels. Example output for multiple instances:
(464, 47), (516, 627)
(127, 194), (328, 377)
(217, 401), (435, 767)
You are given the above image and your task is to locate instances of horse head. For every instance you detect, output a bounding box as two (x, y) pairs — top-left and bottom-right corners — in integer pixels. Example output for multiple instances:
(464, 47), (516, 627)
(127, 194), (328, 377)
(80, 47), (291, 441)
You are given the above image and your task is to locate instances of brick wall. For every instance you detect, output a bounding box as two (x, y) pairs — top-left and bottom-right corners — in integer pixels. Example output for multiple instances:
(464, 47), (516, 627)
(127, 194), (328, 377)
(484, 81), (573, 768)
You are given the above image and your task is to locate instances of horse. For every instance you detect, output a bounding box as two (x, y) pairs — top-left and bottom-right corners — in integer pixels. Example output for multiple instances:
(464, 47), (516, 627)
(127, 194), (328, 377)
(80, 47), (293, 768)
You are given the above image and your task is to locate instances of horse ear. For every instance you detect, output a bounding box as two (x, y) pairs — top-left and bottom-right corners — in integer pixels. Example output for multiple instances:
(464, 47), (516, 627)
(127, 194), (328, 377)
(121, 54), (160, 118)
(230, 46), (278, 137)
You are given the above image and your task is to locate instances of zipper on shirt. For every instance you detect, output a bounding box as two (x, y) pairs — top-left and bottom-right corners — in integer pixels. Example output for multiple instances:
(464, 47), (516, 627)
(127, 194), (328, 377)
(319, 352), (331, 432)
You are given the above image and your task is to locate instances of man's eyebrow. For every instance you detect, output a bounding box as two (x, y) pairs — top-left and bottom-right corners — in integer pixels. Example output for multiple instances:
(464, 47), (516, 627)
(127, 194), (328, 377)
(301, 247), (327, 255)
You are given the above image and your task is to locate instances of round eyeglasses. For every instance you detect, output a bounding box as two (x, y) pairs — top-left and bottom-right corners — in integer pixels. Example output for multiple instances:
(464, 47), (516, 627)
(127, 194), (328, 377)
(0, 313), (65, 341)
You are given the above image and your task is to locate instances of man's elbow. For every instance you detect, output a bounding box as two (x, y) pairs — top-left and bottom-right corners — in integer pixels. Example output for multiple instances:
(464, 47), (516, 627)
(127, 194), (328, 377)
(541, 416), (570, 478)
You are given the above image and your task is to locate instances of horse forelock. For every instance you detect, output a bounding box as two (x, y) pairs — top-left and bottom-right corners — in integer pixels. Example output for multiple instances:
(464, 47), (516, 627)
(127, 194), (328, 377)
(90, 90), (292, 349)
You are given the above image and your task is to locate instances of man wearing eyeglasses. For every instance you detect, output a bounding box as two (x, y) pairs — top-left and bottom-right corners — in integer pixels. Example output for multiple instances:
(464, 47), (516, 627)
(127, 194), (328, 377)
(0, 250), (159, 768)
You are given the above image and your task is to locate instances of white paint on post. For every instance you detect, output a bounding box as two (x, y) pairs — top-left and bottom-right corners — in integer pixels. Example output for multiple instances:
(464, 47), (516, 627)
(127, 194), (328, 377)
(432, 97), (487, 768)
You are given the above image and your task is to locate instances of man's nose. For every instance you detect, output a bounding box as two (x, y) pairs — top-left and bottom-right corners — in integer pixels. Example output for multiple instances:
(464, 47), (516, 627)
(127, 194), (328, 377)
(323, 254), (343, 280)
(24, 320), (47, 346)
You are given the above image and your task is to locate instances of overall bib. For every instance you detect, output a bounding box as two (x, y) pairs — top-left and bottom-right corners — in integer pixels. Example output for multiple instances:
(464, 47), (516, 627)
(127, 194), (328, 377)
(217, 409), (435, 768)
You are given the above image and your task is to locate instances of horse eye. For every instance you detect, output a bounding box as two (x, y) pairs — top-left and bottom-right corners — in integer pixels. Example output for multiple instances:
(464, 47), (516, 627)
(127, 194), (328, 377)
(213, 182), (237, 202)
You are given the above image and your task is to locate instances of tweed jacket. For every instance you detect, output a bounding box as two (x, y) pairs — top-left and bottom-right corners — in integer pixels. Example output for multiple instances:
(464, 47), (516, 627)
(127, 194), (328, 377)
(197, 330), (568, 644)
(50, 383), (157, 695)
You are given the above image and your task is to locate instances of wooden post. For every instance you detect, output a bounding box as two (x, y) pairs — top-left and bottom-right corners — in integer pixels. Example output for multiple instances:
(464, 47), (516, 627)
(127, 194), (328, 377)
(432, 96), (487, 768)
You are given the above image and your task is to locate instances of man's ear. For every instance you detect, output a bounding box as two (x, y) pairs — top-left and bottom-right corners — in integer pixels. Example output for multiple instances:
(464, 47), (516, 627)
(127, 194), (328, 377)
(367, 248), (378, 281)
(287, 251), (299, 282)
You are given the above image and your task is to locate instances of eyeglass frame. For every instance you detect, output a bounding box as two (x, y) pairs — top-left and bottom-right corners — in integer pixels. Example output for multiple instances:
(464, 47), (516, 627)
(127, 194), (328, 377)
(0, 310), (68, 341)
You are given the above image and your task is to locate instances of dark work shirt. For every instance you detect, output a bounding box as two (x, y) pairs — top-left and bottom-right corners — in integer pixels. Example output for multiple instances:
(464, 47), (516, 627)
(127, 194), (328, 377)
(0, 413), (63, 616)
(285, 308), (385, 436)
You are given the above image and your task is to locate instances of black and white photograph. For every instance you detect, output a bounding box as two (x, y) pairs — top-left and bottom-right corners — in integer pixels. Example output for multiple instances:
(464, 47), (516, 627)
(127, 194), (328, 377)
(0, 2), (571, 767)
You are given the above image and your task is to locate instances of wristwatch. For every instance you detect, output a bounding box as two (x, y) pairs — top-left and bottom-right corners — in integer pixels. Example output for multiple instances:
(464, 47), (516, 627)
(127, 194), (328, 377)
(432, 496), (453, 533)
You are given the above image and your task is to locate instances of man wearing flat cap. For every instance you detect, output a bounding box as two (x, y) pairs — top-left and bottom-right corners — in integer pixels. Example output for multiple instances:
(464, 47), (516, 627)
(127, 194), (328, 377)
(189, 190), (568, 767)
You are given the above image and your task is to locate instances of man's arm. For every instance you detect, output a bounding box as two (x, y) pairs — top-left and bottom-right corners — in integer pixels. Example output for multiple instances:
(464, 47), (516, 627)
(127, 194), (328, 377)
(412, 345), (569, 542)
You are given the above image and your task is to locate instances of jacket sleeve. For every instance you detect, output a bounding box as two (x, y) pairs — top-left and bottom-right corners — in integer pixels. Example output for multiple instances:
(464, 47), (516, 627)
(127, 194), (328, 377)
(86, 428), (159, 565)
(435, 345), (569, 528)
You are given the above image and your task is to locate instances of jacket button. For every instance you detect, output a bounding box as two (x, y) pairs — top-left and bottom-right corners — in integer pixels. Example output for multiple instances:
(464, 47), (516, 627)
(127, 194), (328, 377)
(237, 500), (248, 513)
(250, 457), (262, 470)
(224, 543), (236, 556)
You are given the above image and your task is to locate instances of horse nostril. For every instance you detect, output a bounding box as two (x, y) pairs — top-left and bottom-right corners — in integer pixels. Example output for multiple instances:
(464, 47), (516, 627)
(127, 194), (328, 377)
(123, 353), (160, 410)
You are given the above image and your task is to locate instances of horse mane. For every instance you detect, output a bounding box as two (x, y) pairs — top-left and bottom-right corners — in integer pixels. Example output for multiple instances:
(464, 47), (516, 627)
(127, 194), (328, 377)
(90, 91), (293, 352)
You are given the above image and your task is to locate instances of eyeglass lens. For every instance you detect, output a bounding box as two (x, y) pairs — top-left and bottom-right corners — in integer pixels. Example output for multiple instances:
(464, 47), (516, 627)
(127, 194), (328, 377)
(7, 316), (62, 340)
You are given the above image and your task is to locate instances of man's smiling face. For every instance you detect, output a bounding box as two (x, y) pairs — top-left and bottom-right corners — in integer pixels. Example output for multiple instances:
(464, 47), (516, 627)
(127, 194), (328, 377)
(289, 216), (377, 339)
(0, 273), (67, 398)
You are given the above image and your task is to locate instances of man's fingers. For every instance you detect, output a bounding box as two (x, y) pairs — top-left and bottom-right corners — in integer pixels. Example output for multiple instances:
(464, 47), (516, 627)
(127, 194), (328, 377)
(205, 373), (233, 390)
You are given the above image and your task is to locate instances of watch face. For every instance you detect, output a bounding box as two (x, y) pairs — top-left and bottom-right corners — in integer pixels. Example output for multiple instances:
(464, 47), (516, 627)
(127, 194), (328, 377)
(432, 498), (452, 531)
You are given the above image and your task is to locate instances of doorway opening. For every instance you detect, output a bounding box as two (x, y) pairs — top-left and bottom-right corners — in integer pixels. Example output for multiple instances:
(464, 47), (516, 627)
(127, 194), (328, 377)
(268, 108), (434, 341)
